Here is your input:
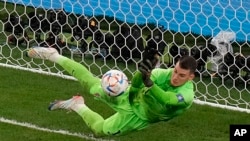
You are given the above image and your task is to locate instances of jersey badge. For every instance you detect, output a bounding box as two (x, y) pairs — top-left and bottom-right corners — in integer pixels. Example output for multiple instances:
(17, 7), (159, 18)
(176, 94), (184, 103)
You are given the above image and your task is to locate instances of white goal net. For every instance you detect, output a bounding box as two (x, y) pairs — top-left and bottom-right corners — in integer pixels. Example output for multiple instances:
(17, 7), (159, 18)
(0, 0), (250, 113)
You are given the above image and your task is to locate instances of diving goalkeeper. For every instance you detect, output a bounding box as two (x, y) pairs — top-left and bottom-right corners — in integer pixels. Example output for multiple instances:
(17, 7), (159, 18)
(27, 46), (197, 136)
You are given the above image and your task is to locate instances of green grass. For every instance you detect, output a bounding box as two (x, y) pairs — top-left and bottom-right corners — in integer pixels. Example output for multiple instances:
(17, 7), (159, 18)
(1, 66), (250, 141)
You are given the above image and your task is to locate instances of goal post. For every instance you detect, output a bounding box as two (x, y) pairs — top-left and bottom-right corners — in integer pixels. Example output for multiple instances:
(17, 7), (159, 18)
(1, 0), (250, 113)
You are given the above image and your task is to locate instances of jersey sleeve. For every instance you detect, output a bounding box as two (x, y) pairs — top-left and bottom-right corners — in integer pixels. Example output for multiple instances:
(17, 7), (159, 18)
(149, 83), (194, 107)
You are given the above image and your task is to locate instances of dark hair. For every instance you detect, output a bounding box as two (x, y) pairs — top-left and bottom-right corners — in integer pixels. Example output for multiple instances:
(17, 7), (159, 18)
(178, 55), (197, 74)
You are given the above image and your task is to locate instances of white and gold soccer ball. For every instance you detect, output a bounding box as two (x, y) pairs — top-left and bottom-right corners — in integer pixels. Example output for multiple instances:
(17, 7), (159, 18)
(101, 69), (129, 96)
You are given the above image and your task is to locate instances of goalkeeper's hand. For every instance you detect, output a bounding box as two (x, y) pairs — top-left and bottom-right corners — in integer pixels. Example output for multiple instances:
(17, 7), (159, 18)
(138, 47), (160, 87)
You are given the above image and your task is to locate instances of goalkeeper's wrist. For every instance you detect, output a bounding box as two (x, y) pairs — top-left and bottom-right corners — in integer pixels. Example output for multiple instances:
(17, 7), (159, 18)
(143, 77), (153, 87)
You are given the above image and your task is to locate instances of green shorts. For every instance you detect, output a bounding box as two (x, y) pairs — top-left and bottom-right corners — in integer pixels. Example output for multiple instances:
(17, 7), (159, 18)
(102, 110), (149, 135)
(95, 89), (149, 135)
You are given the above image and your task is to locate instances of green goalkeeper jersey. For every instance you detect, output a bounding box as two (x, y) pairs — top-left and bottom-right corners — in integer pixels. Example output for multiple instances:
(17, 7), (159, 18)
(129, 68), (195, 123)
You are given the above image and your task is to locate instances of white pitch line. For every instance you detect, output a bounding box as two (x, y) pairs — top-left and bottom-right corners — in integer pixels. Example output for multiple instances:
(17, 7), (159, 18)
(0, 117), (113, 141)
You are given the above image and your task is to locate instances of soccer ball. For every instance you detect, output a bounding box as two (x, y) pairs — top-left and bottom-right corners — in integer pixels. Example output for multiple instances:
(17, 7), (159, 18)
(101, 69), (129, 96)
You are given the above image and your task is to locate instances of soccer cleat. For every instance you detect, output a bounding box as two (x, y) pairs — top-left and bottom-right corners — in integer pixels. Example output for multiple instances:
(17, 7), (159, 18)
(26, 47), (58, 60)
(48, 95), (85, 111)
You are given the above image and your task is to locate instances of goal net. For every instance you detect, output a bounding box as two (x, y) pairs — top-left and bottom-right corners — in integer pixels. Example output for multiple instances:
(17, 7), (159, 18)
(0, 0), (250, 113)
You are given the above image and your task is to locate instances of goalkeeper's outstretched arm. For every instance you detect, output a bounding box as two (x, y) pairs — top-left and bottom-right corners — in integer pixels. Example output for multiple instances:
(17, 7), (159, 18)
(149, 84), (194, 107)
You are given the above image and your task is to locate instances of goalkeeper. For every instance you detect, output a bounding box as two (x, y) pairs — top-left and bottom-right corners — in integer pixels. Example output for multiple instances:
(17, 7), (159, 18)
(27, 46), (197, 136)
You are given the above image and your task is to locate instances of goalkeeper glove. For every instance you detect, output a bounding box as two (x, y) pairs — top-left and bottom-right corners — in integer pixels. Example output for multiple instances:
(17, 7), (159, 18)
(139, 47), (160, 87)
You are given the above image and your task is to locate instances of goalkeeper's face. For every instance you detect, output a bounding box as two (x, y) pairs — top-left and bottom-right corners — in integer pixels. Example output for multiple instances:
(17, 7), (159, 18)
(171, 62), (195, 87)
